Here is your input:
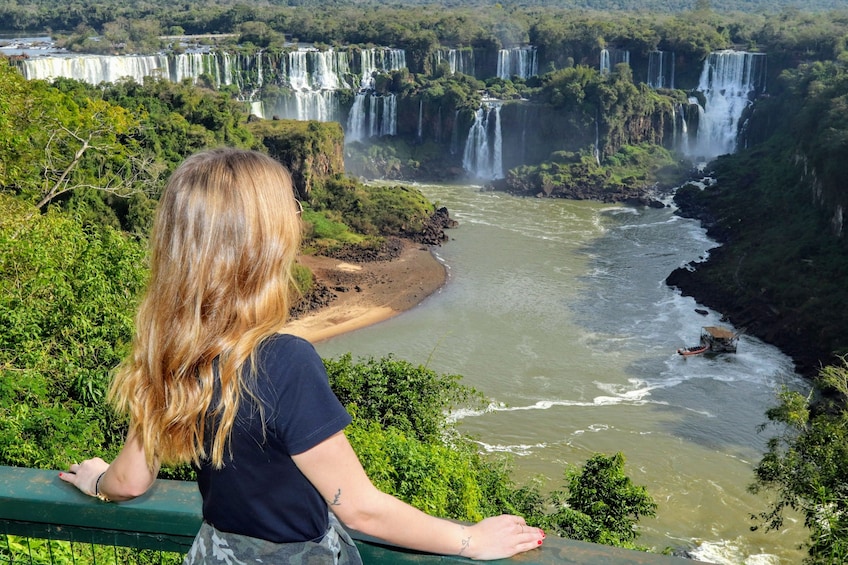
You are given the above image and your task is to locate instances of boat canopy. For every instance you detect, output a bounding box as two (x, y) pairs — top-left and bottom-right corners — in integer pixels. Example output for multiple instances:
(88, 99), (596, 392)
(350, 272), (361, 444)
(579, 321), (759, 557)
(702, 326), (736, 340)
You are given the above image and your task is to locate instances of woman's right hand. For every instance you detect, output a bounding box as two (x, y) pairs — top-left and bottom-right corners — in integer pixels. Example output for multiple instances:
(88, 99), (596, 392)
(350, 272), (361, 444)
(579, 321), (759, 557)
(59, 457), (110, 498)
(465, 515), (545, 560)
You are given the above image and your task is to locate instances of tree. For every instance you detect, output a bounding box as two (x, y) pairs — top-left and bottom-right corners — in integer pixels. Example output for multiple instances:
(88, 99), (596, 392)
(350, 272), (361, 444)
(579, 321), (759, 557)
(750, 359), (848, 564)
(0, 61), (161, 213)
(539, 452), (657, 548)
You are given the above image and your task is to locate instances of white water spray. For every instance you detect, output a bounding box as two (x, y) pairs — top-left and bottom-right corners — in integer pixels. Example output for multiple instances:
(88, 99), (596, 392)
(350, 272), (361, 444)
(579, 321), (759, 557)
(689, 50), (766, 160)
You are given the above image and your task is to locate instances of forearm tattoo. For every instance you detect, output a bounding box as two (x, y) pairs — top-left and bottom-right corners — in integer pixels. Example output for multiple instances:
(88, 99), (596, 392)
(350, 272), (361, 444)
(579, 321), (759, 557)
(458, 526), (471, 556)
(329, 488), (342, 506)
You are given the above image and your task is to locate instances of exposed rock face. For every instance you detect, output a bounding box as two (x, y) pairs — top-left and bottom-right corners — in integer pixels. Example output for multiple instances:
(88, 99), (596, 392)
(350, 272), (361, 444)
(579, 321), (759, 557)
(409, 207), (458, 246)
(248, 119), (345, 200)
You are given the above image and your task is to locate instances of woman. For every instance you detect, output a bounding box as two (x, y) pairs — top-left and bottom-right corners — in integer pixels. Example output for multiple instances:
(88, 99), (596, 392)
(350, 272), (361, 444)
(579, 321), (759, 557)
(59, 148), (545, 563)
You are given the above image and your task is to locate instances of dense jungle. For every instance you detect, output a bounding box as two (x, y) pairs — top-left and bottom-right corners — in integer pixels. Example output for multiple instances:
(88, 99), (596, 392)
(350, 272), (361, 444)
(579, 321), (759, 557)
(2, 0), (848, 562)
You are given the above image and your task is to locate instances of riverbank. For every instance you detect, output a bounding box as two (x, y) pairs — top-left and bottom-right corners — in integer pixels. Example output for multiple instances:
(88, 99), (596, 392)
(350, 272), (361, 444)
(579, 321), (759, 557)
(665, 166), (848, 379)
(285, 239), (447, 343)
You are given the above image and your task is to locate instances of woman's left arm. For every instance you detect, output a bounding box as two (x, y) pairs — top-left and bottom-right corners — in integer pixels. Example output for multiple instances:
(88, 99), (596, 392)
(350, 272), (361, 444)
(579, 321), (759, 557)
(59, 428), (159, 502)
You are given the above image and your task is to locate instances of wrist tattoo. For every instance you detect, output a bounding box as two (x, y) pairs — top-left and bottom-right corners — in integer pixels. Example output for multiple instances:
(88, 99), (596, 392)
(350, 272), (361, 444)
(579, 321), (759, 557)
(329, 488), (342, 506)
(459, 527), (471, 555)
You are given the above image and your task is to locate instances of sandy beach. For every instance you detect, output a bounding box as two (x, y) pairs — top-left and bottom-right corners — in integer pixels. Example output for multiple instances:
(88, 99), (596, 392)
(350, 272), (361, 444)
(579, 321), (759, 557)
(284, 240), (447, 343)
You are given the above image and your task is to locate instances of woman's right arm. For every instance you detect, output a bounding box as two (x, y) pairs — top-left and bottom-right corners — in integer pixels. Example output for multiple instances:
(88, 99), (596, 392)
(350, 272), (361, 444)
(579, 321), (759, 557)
(59, 428), (159, 502)
(292, 431), (545, 560)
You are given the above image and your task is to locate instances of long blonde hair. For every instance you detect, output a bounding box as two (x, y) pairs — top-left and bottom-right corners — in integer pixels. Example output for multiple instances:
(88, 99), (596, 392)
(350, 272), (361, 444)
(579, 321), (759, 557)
(109, 148), (303, 469)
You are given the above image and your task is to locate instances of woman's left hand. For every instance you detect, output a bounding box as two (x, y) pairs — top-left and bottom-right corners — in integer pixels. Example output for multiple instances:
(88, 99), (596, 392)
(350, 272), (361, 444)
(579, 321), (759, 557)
(60, 457), (109, 498)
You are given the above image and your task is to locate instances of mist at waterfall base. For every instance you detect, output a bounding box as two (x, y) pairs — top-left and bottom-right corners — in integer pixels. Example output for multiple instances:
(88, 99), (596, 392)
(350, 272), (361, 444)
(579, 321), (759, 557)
(315, 184), (808, 564)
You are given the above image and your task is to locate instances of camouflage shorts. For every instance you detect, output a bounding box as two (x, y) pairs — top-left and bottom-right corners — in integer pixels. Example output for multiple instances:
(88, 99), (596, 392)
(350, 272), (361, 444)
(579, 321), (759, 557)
(182, 513), (363, 565)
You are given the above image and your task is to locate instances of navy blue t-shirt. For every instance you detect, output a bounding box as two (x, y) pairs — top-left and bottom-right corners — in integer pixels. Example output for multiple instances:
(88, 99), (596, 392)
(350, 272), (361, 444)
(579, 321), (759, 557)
(196, 334), (352, 543)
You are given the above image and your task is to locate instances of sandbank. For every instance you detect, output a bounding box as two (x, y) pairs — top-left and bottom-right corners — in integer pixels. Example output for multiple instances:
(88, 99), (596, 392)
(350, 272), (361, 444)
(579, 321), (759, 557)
(284, 241), (447, 343)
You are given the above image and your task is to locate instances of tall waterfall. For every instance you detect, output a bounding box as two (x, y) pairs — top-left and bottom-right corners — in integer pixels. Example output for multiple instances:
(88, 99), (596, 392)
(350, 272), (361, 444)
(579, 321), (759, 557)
(497, 47), (537, 80)
(356, 47), (406, 90)
(647, 50), (675, 89)
(346, 93), (398, 142)
(690, 50), (766, 160)
(599, 48), (630, 75)
(462, 104), (503, 180)
(256, 48), (353, 122)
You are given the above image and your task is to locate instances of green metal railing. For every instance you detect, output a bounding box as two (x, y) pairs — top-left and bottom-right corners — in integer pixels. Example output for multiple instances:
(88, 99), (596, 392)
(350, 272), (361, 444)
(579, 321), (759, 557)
(0, 466), (700, 564)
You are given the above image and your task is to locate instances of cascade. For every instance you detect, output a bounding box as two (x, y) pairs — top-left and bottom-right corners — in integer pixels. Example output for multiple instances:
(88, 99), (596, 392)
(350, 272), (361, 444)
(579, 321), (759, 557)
(381, 95), (397, 136)
(357, 47), (406, 90)
(433, 48), (474, 76)
(462, 104), (503, 180)
(670, 103), (691, 155)
(285, 49), (350, 91)
(417, 99), (423, 141)
(17, 48), (402, 135)
(647, 50), (675, 89)
(689, 50), (766, 160)
(346, 93), (398, 141)
(496, 47), (537, 80)
(346, 94), (368, 142)
(599, 48), (630, 75)
(593, 113), (600, 165)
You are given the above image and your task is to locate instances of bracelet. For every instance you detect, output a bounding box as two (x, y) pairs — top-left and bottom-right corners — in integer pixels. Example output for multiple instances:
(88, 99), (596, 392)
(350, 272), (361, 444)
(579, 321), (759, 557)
(94, 471), (110, 502)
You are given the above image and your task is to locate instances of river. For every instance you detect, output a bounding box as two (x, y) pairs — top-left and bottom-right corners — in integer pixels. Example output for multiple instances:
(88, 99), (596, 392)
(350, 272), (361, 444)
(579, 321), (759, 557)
(315, 182), (808, 564)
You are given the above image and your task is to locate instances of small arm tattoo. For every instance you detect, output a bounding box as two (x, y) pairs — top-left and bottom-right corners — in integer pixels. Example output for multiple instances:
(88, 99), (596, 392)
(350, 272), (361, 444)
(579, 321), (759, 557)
(458, 526), (471, 556)
(329, 488), (342, 506)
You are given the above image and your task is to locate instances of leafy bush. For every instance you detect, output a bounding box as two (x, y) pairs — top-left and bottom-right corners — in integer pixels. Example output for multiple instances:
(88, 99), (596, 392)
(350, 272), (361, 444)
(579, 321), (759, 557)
(539, 452), (657, 549)
(325, 353), (485, 443)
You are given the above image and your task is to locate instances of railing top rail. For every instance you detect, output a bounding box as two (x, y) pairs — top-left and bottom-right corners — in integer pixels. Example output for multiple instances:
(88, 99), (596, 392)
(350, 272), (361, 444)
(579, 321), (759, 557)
(0, 465), (699, 564)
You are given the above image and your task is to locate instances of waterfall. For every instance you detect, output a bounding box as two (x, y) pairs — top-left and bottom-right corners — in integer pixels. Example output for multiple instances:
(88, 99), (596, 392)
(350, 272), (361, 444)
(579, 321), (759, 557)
(647, 50), (675, 89)
(381, 95), (397, 136)
(357, 47), (406, 90)
(497, 47), (537, 80)
(462, 104), (503, 180)
(16, 48), (401, 132)
(599, 48), (630, 75)
(432, 48), (474, 76)
(16, 51), (268, 89)
(285, 48), (350, 91)
(260, 90), (339, 122)
(347, 94), (368, 142)
(671, 102), (692, 155)
(417, 98), (423, 141)
(21, 54), (170, 84)
(690, 50), (766, 160)
(593, 112), (601, 165)
(345, 93), (397, 141)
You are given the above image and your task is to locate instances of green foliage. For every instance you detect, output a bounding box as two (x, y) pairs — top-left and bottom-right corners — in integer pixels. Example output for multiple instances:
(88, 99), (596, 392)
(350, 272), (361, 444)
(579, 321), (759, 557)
(305, 176), (434, 248)
(0, 535), (184, 564)
(325, 354), (485, 443)
(751, 359), (848, 563)
(0, 194), (147, 469)
(333, 355), (657, 548)
(347, 419), (490, 520)
(539, 453), (657, 549)
(505, 143), (686, 201)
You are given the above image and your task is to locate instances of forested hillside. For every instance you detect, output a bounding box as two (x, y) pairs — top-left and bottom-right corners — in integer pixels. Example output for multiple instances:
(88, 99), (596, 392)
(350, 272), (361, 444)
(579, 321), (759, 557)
(0, 0), (843, 32)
